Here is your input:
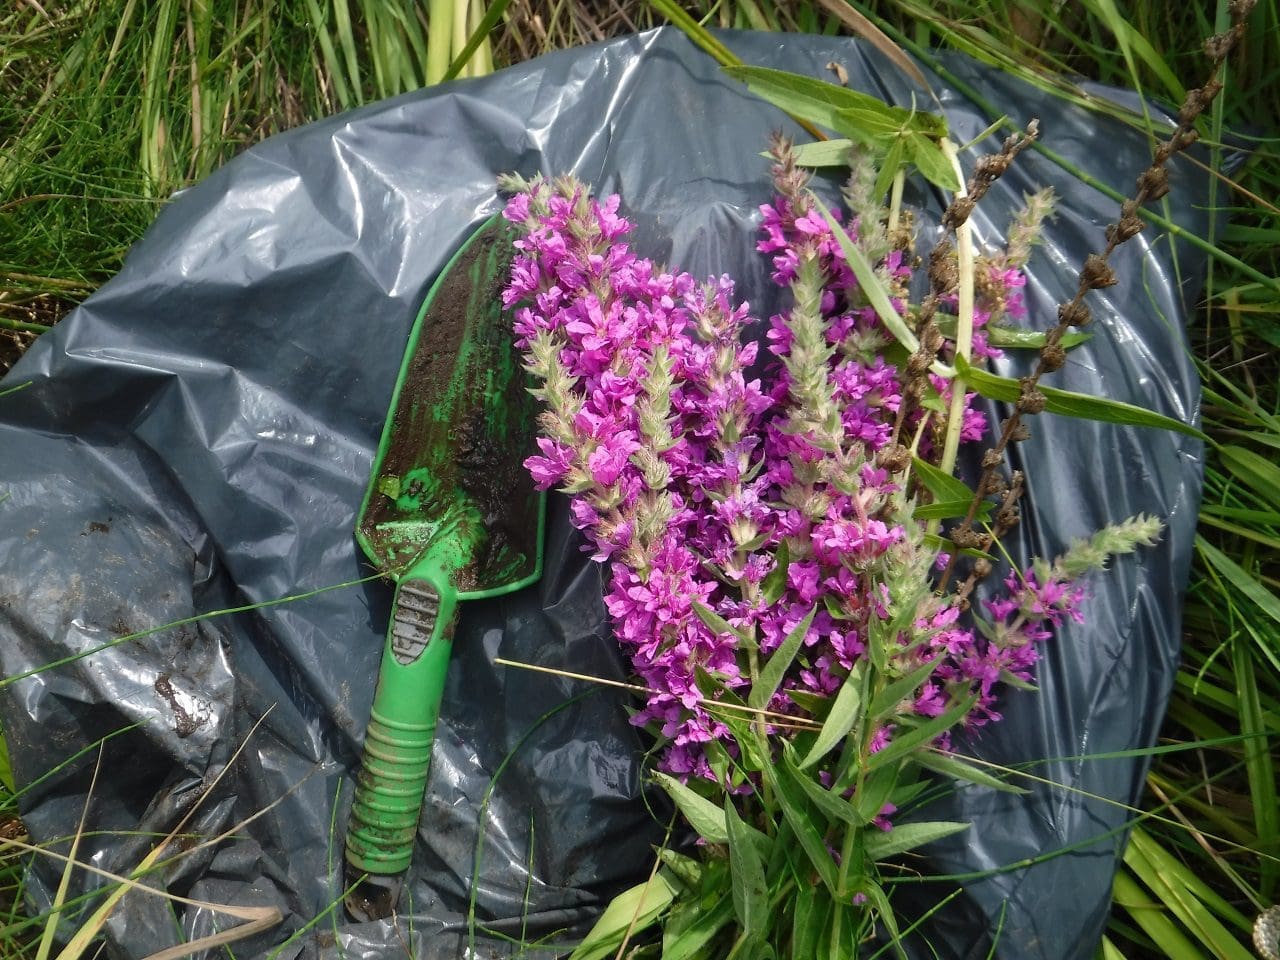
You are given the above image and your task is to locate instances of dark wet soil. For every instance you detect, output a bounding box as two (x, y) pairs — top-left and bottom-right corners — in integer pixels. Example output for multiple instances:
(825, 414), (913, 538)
(359, 221), (540, 592)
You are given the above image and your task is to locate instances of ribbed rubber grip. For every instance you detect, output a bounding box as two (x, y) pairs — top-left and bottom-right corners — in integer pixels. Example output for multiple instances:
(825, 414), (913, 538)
(345, 576), (457, 875)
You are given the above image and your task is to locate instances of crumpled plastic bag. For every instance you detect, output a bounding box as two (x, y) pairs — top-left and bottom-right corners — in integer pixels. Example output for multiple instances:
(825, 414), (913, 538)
(0, 27), (1207, 959)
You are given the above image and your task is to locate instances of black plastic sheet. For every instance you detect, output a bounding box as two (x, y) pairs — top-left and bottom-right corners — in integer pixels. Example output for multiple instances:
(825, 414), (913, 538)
(0, 28), (1206, 959)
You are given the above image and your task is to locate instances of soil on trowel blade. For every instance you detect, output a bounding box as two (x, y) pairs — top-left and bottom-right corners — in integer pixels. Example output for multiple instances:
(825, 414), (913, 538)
(361, 224), (539, 591)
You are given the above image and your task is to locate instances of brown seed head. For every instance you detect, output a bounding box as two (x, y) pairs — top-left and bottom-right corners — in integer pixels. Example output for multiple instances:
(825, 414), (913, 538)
(1137, 166), (1170, 201)
(972, 558), (993, 579)
(923, 326), (944, 354)
(1041, 344), (1067, 372)
(1204, 30), (1236, 61)
(876, 443), (911, 473)
(1017, 385), (1047, 415)
(942, 197), (976, 230)
(929, 242), (958, 291)
(1080, 254), (1118, 289)
(981, 449), (1004, 469)
(1106, 215), (1145, 244)
(1058, 300), (1092, 327)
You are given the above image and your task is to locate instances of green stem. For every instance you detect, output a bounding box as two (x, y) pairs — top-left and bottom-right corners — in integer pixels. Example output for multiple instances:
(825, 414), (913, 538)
(887, 168), (905, 238)
(0, 316), (53, 334)
(937, 137), (974, 482)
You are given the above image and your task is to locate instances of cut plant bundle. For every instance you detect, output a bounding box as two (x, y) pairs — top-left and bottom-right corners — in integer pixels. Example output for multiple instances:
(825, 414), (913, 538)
(496, 112), (1178, 955)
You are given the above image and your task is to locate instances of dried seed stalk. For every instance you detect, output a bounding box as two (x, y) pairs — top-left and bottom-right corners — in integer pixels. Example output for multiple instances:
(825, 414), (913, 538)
(942, 0), (1257, 593)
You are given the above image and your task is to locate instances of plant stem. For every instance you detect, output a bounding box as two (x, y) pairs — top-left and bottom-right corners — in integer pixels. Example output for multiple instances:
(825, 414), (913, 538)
(887, 168), (905, 237)
(937, 137), (974, 481)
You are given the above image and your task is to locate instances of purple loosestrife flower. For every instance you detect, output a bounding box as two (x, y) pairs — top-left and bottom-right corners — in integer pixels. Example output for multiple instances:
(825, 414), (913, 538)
(499, 168), (1142, 799)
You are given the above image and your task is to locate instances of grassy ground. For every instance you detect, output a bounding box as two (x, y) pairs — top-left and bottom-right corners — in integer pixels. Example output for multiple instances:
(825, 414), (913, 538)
(1, 1), (1277, 957)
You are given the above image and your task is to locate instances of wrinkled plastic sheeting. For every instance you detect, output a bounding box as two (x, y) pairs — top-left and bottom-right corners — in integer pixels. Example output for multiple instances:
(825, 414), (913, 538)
(0, 28), (1207, 960)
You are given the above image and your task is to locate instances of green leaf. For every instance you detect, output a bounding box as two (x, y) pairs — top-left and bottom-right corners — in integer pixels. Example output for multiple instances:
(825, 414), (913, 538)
(722, 65), (934, 136)
(1197, 536), (1280, 629)
(653, 772), (730, 845)
(760, 537), (790, 606)
(914, 498), (991, 521)
(915, 751), (1029, 794)
(663, 895), (735, 960)
(785, 688), (831, 718)
(800, 662), (867, 769)
(864, 820), (970, 860)
(910, 456), (975, 503)
(811, 195), (922, 356)
(855, 880), (906, 957)
(789, 138), (855, 167)
(1220, 444), (1280, 506)
(567, 870), (678, 960)
(873, 134), (907, 202)
(693, 601), (754, 646)
(779, 743), (860, 827)
(835, 105), (916, 142)
(791, 884), (828, 959)
(852, 763), (900, 826)
(934, 315), (1091, 350)
(954, 355), (1207, 439)
(866, 696), (977, 772)
(762, 765), (840, 896)
(725, 801), (769, 946)
(750, 604), (815, 711)
(906, 132), (961, 191)
(656, 848), (705, 890)
(868, 657), (942, 721)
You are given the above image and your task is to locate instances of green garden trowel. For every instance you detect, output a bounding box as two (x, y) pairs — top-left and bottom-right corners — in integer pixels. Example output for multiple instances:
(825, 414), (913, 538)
(345, 215), (544, 921)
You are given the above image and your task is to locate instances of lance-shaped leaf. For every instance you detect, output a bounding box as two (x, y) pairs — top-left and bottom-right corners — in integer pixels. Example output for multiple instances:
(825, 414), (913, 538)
(916, 751), (1029, 794)
(865, 695), (977, 772)
(762, 763), (840, 896)
(789, 138), (856, 167)
(954, 355), (1206, 439)
(868, 657), (943, 721)
(722, 65), (942, 137)
(654, 772), (730, 845)
(800, 661), (867, 769)
(934, 315), (1091, 350)
(725, 801), (769, 946)
(906, 131), (961, 191)
(568, 870), (678, 960)
(864, 820), (971, 860)
(749, 604), (815, 710)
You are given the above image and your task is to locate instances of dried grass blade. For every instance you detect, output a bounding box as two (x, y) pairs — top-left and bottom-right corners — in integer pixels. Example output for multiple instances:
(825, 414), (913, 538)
(813, 0), (932, 94)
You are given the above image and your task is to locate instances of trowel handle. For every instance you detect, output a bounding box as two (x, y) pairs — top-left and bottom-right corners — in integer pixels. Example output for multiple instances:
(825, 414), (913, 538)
(345, 570), (458, 879)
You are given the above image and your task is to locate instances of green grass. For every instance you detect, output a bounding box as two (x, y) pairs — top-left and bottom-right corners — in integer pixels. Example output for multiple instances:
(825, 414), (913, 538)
(1, 1), (1278, 958)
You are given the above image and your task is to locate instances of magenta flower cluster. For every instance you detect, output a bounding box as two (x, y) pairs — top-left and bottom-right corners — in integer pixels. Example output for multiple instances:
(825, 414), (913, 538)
(499, 173), (1073, 783)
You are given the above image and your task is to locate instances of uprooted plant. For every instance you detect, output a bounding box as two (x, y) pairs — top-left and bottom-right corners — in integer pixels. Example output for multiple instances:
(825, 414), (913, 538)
(491, 9), (1250, 952)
